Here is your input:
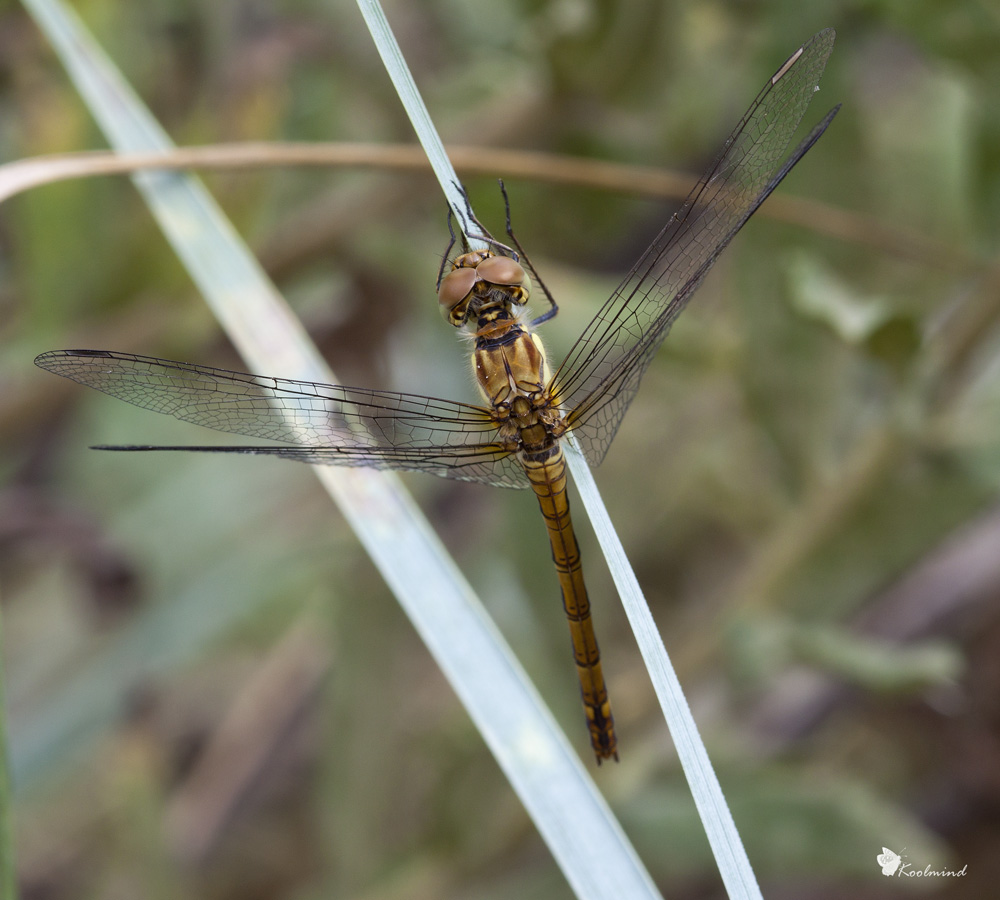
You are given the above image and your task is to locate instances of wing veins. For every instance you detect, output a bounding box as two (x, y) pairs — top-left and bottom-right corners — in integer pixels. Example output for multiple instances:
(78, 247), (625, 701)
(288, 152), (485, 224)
(36, 349), (529, 488)
(550, 29), (838, 464)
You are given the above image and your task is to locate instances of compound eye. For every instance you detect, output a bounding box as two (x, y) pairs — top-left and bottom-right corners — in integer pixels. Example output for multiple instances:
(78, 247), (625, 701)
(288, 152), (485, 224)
(475, 255), (525, 287)
(518, 269), (533, 302)
(438, 266), (477, 323)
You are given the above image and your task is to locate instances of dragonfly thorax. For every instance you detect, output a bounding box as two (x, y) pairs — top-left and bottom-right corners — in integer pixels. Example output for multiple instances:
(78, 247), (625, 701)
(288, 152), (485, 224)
(491, 391), (566, 454)
(437, 251), (532, 328)
(474, 323), (550, 404)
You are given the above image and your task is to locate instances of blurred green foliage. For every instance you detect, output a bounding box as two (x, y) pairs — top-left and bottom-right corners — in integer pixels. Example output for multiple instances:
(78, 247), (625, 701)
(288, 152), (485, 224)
(2, 0), (1000, 898)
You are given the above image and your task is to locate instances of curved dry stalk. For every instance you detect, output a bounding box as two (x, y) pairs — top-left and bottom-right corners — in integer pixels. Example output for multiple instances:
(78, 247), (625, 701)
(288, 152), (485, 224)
(0, 142), (981, 272)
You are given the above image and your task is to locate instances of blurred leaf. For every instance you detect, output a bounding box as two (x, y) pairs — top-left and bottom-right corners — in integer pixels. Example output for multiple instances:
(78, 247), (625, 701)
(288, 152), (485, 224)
(787, 252), (890, 340)
(786, 252), (923, 372)
(790, 624), (962, 692)
(729, 614), (963, 693)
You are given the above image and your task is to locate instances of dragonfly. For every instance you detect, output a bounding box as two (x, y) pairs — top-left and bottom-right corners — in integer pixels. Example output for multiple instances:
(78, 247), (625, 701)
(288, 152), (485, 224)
(36, 29), (838, 763)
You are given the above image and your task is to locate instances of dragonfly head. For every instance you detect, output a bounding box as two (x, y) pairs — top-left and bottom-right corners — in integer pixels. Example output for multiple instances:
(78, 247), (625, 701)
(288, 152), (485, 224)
(437, 252), (532, 328)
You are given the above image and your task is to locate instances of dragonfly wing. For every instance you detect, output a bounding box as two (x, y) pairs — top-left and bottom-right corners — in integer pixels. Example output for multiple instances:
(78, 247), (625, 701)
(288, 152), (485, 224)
(94, 443), (530, 489)
(554, 29), (838, 466)
(36, 349), (529, 489)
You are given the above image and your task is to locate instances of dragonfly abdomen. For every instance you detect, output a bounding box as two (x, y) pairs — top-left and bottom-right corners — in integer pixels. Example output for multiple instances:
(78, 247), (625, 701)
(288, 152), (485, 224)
(521, 446), (618, 763)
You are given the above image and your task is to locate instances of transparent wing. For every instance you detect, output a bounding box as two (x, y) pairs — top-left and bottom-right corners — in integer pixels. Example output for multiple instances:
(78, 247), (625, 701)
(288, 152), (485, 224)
(554, 29), (838, 465)
(35, 349), (529, 489)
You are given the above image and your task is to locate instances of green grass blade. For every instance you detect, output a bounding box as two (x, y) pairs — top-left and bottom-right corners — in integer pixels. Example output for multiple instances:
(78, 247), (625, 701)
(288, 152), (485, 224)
(18, 1), (661, 897)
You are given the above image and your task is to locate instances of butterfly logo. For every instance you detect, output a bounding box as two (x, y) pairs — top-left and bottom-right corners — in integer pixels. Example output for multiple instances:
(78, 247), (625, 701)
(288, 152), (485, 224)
(877, 847), (903, 876)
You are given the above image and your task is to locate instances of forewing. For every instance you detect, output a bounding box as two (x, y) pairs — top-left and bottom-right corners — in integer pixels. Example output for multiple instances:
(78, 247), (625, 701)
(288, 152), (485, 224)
(35, 349), (528, 489)
(553, 29), (837, 465)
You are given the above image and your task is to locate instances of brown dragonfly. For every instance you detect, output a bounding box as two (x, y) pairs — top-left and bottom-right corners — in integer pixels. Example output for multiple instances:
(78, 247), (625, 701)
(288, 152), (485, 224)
(36, 30), (837, 762)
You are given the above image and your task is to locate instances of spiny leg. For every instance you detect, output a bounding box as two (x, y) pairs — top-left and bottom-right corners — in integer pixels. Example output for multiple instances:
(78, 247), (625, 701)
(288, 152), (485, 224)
(497, 179), (559, 327)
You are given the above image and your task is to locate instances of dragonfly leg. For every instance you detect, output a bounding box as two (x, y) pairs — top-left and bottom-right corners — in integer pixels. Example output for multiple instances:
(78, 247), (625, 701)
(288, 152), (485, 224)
(436, 207), (462, 289)
(497, 180), (559, 328)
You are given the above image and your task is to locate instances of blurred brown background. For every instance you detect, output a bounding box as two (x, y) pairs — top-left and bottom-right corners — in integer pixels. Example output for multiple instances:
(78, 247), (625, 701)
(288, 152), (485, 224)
(1, 0), (999, 898)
